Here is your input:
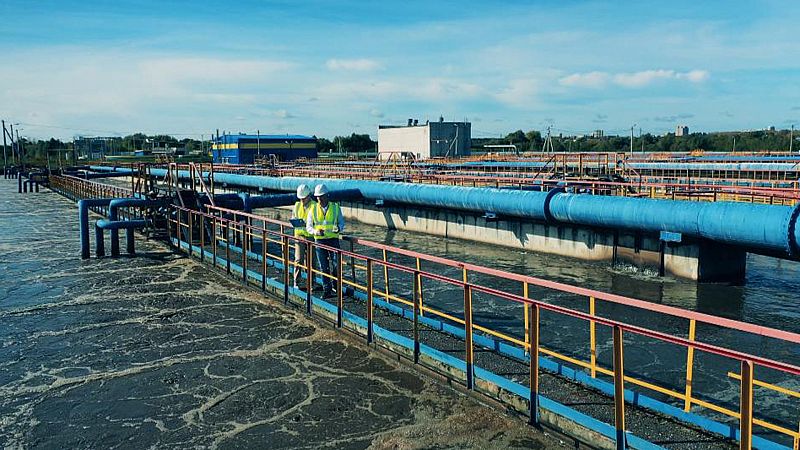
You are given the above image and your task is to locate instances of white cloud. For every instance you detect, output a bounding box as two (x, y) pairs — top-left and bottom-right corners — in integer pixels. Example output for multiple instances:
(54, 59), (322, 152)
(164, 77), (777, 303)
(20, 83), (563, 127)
(677, 69), (710, 83)
(326, 58), (382, 71)
(558, 71), (610, 88)
(273, 109), (295, 119)
(612, 69), (676, 88)
(494, 78), (539, 107)
(559, 69), (710, 89)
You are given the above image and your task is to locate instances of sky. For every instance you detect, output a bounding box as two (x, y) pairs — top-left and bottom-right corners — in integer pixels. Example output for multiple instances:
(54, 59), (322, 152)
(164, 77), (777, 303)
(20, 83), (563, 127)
(1, 0), (798, 141)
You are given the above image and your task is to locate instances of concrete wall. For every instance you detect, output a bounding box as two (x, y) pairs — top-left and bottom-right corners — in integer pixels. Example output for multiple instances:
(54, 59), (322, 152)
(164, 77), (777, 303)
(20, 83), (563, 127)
(378, 126), (430, 158)
(338, 201), (746, 282)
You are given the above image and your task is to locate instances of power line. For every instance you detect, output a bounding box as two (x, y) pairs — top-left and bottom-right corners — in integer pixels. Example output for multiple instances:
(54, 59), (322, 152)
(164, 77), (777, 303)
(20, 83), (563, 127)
(16, 122), (211, 138)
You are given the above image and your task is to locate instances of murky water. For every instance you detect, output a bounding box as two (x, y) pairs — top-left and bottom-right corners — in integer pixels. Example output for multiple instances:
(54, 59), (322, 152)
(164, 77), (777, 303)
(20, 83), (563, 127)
(47, 176), (800, 442)
(0, 181), (561, 450)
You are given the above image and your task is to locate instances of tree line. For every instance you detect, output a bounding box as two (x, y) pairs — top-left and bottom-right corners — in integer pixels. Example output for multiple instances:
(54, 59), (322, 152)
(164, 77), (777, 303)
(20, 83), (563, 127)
(475, 129), (797, 153)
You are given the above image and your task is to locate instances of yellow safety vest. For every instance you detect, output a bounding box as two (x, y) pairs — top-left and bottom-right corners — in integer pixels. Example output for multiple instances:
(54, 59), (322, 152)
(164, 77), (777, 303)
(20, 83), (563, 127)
(312, 202), (341, 240)
(293, 200), (315, 238)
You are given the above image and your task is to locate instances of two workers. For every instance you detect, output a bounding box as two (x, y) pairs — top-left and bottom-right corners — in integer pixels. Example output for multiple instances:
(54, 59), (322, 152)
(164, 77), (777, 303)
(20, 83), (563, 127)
(290, 183), (345, 298)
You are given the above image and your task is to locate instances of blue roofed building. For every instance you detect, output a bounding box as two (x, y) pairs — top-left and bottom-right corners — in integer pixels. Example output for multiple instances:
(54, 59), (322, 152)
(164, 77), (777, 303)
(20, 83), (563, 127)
(212, 134), (318, 164)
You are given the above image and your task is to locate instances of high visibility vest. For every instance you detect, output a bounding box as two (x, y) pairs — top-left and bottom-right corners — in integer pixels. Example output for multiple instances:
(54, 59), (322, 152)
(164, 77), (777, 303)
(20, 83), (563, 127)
(293, 200), (315, 238)
(312, 202), (341, 240)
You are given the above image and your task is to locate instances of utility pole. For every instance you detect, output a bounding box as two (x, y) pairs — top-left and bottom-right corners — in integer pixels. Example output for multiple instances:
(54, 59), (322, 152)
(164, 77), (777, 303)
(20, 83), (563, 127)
(257, 129), (261, 160)
(9, 123), (15, 165)
(630, 124), (637, 156)
(791, 125), (795, 153)
(2, 120), (8, 175)
(541, 126), (554, 153)
(15, 129), (23, 169)
(733, 136), (737, 153)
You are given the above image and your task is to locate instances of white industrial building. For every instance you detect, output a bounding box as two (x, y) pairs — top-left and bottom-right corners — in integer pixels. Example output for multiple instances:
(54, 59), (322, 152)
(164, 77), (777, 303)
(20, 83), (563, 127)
(378, 119), (471, 160)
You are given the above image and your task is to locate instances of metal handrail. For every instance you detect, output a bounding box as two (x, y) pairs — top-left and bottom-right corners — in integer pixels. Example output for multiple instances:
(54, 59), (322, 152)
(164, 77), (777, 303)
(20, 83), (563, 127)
(171, 203), (800, 448)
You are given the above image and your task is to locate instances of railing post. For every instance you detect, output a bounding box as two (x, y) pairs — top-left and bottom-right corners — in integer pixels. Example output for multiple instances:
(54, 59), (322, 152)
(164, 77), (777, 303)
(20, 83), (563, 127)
(241, 224), (248, 284)
(382, 248), (390, 303)
(212, 217), (217, 266)
(684, 319), (697, 412)
(529, 304), (540, 425)
(282, 235), (290, 304)
(337, 249), (344, 327)
(416, 257), (424, 316)
(225, 221), (231, 274)
(524, 282), (530, 355)
(590, 296), (597, 378)
(464, 283), (474, 390)
(740, 360), (754, 450)
(176, 210), (182, 251)
(613, 325), (627, 450)
(199, 214), (205, 262)
(306, 240), (313, 314)
(187, 211), (193, 258)
(261, 229), (267, 291)
(413, 270), (420, 364)
(366, 259), (374, 344)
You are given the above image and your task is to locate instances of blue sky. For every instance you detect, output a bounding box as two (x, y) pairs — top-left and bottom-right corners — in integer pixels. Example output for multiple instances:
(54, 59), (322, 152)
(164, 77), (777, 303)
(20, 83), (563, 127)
(1, 0), (798, 140)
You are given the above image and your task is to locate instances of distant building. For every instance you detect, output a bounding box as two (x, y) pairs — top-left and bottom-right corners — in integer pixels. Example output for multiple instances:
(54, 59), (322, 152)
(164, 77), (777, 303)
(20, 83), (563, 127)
(212, 134), (317, 164)
(378, 118), (471, 160)
(593, 129), (604, 138)
(74, 136), (122, 159)
(675, 125), (689, 137)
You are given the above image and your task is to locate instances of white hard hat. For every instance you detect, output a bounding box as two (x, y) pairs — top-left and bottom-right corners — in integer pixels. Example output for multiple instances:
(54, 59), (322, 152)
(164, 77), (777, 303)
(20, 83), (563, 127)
(296, 184), (311, 199)
(314, 184), (329, 196)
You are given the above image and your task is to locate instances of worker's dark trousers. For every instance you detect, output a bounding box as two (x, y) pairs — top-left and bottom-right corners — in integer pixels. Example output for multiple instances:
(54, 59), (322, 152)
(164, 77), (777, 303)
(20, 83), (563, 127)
(315, 238), (340, 293)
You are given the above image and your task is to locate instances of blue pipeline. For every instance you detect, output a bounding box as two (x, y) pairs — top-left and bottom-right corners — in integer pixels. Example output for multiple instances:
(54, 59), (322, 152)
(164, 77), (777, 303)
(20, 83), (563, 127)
(548, 194), (800, 256)
(79, 198), (114, 259)
(89, 166), (800, 256)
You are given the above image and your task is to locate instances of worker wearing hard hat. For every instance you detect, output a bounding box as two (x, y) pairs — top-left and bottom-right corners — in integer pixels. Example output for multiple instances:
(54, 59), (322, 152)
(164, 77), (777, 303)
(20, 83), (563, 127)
(306, 183), (345, 298)
(291, 184), (316, 289)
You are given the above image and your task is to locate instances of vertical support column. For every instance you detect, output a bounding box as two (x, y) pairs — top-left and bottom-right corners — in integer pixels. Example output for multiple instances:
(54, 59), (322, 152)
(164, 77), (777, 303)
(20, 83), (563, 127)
(590, 296), (597, 378)
(740, 360), (754, 450)
(306, 241), (313, 314)
(413, 270), (420, 364)
(337, 249), (344, 327)
(613, 325), (627, 450)
(464, 283), (474, 390)
(126, 228), (135, 255)
(366, 259), (374, 344)
(684, 319), (697, 412)
(95, 225), (105, 257)
(529, 304), (540, 425)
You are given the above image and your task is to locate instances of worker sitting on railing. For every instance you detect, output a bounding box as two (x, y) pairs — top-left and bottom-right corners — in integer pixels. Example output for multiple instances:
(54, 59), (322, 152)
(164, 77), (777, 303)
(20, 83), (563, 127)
(306, 183), (345, 298)
(291, 184), (316, 290)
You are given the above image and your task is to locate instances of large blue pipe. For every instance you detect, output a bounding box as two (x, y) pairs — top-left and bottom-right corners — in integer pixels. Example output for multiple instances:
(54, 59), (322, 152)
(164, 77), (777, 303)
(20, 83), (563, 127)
(89, 166), (800, 256)
(548, 194), (800, 255)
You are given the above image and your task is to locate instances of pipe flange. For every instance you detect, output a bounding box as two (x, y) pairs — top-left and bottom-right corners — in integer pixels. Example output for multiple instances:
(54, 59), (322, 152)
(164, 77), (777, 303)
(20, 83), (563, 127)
(543, 187), (565, 222)
(788, 202), (800, 257)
